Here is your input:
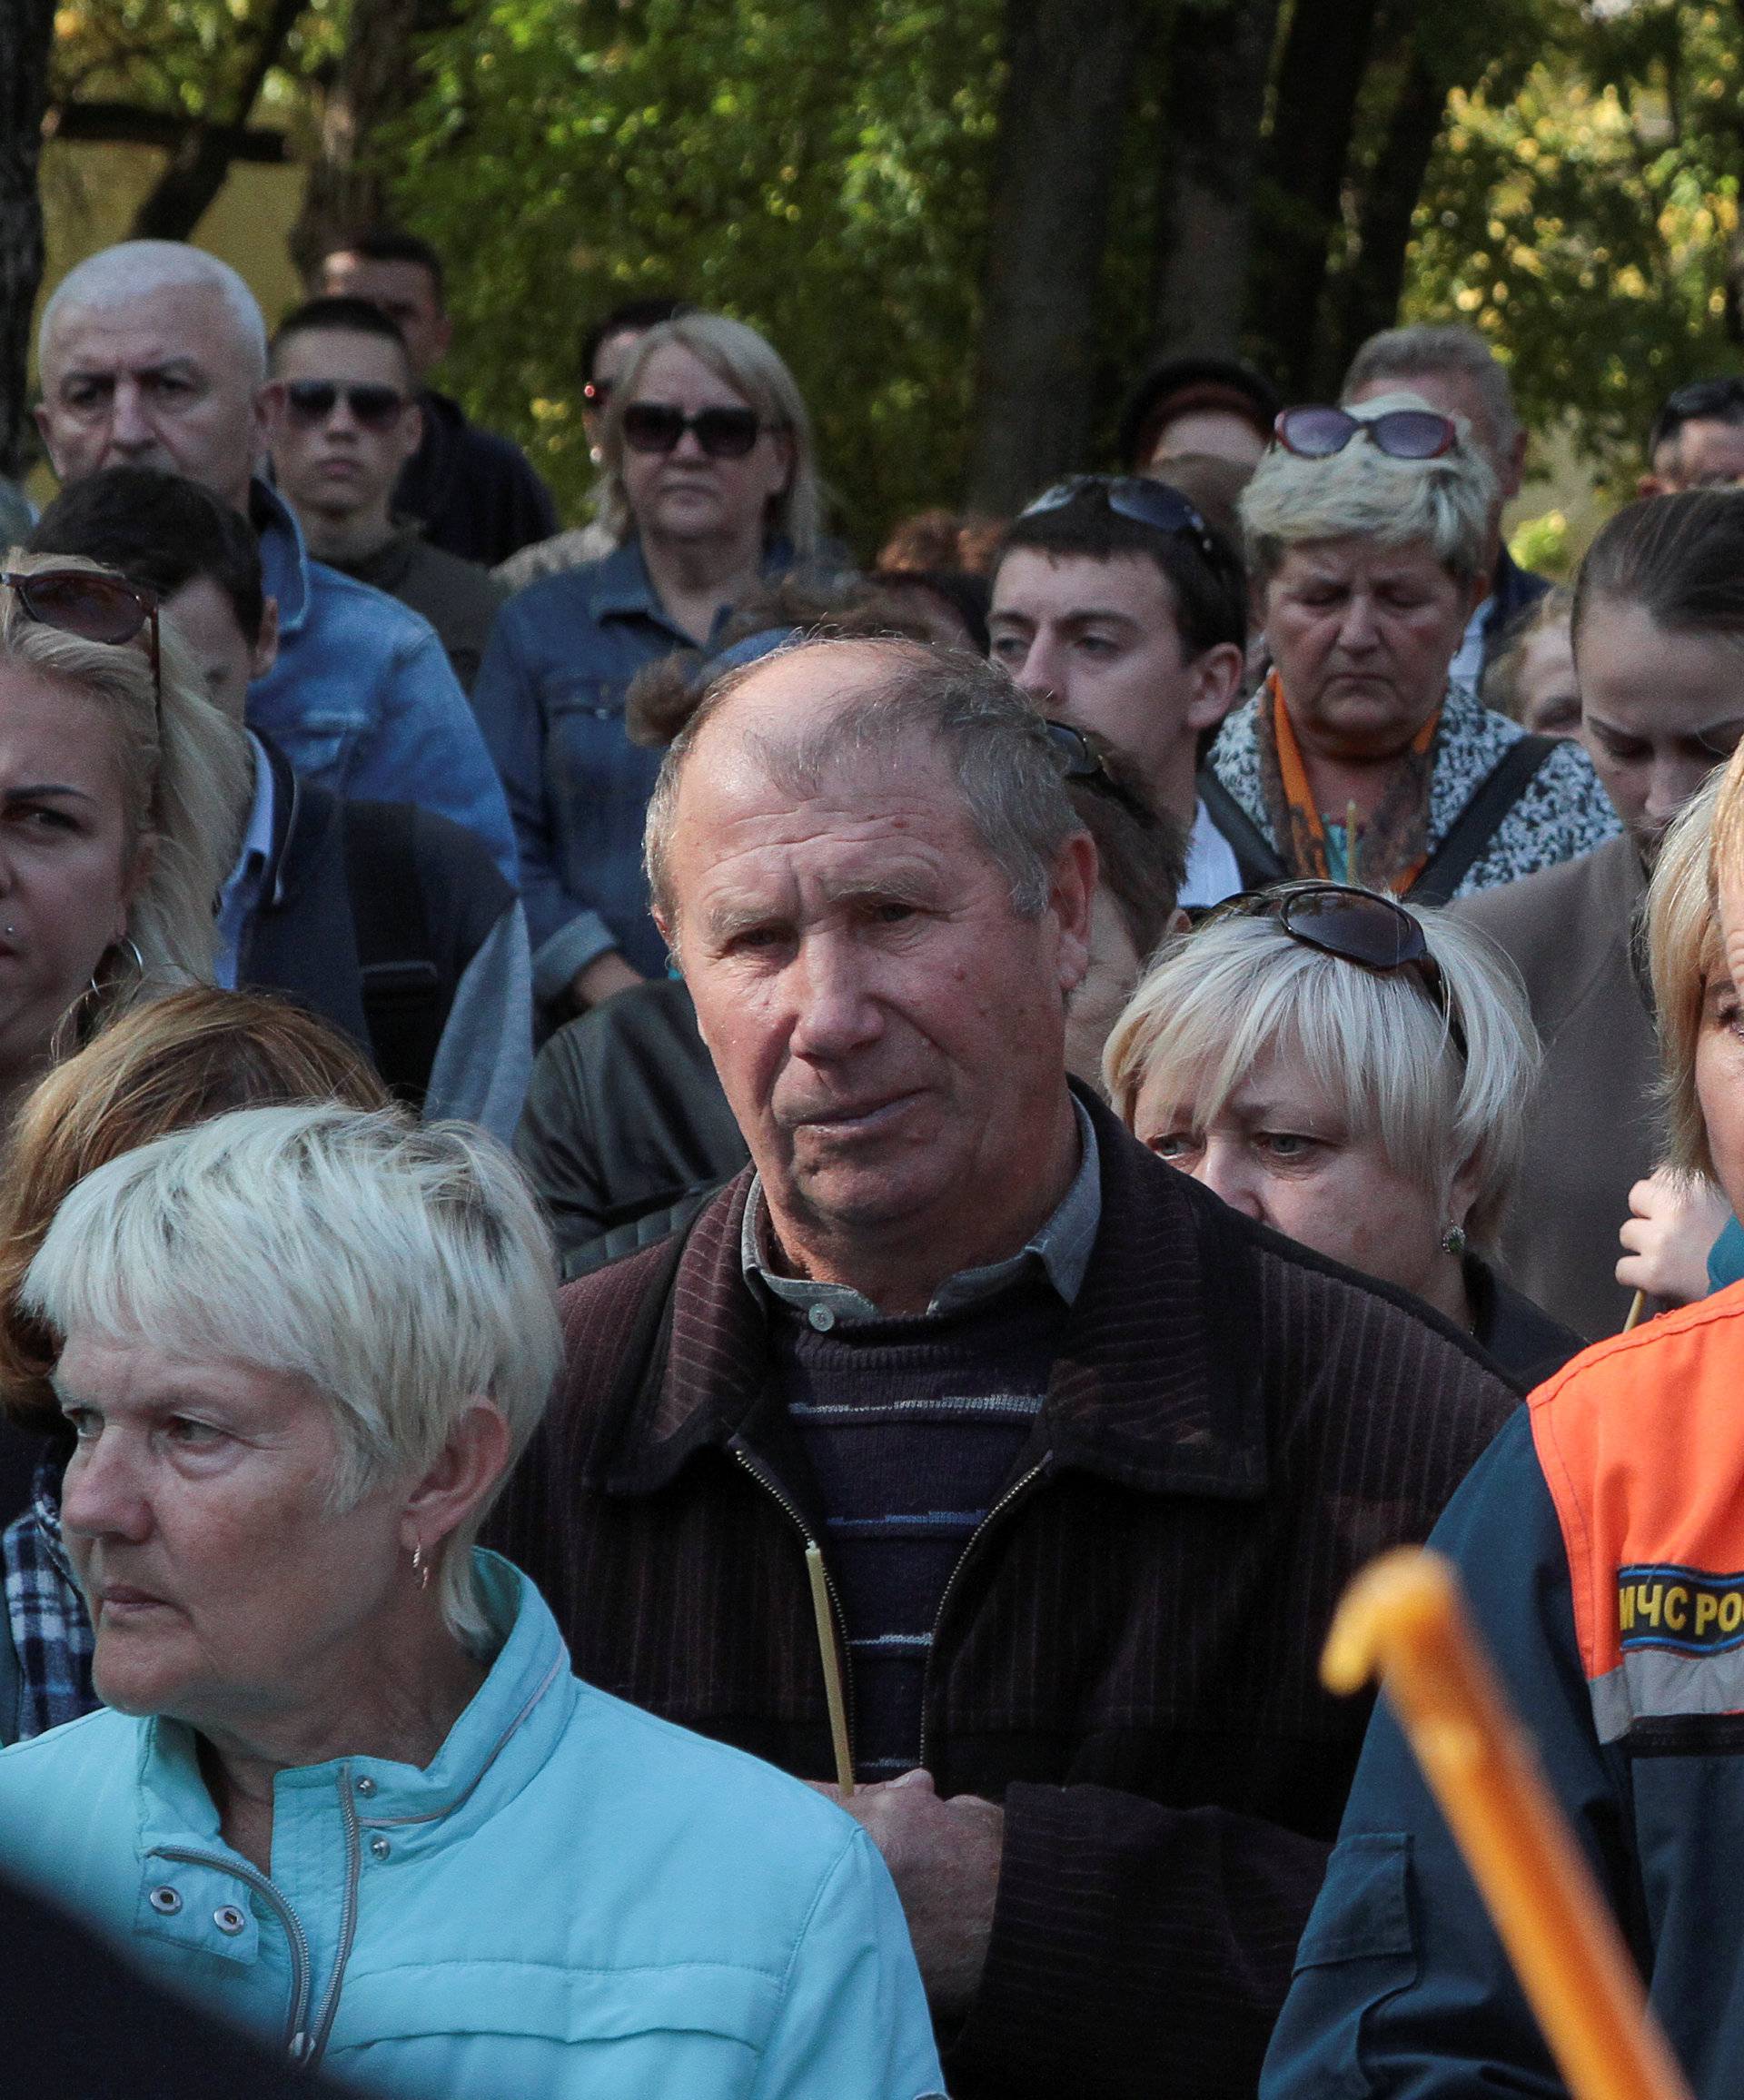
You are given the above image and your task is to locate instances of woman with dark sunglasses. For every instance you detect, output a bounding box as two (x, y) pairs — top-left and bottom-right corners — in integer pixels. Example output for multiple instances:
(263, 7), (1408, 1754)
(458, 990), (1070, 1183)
(0, 556), (247, 1130)
(1103, 883), (1580, 1382)
(471, 312), (822, 1031)
(1201, 391), (1617, 910)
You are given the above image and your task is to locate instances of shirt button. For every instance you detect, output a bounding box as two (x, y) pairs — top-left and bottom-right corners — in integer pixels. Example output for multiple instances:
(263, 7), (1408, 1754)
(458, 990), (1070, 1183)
(148, 1885), (183, 1916)
(808, 1303), (835, 1332)
(354, 1775), (377, 1797)
(369, 1836), (391, 1862)
(213, 1906), (246, 1935)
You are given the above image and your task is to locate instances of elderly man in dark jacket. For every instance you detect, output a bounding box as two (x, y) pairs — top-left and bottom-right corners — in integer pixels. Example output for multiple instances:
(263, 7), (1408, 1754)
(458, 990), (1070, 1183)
(493, 639), (1517, 2099)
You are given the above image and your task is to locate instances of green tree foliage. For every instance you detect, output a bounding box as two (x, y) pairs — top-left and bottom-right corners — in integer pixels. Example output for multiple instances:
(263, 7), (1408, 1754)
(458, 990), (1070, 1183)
(400, 0), (1004, 552)
(1407, 2), (1744, 490)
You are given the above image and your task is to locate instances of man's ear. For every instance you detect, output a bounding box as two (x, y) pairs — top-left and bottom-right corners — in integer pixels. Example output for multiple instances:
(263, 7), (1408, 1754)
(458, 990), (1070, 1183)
(253, 378), (284, 466)
(1184, 641), (1246, 735)
(1638, 472), (1670, 500)
(1050, 829), (1099, 997)
(31, 401), (61, 481)
(252, 596), (282, 682)
(1502, 425), (1527, 503)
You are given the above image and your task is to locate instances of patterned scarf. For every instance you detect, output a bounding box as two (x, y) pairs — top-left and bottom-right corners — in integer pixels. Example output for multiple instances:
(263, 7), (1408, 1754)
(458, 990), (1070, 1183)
(1256, 669), (1441, 894)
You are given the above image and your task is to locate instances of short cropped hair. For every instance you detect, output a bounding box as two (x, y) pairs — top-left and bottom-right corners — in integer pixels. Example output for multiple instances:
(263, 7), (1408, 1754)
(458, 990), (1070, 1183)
(24, 1104), (561, 1650)
(597, 312), (821, 559)
(32, 467), (267, 648)
(1343, 322), (1522, 453)
(581, 296), (694, 383)
(1240, 390), (1496, 590)
(1102, 902), (1536, 1250)
(1646, 769), (1727, 1183)
(272, 295), (412, 381)
(994, 480), (1247, 658)
(40, 243), (267, 385)
(321, 227), (445, 307)
(1647, 376), (1744, 470)
(1, 553), (251, 998)
(1068, 768), (1186, 959)
(1572, 490), (1744, 658)
(0, 988), (388, 1427)
(644, 639), (1085, 944)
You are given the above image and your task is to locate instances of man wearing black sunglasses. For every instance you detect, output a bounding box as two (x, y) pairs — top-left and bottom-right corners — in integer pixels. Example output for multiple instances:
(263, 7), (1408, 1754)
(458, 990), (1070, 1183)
(269, 298), (505, 693)
(1640, 375), (1744, 497)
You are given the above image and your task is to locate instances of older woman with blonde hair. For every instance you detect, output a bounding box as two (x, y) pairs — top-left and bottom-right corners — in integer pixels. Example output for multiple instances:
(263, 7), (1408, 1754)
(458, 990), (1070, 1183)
(0, 1101), (941, 2099)
(473, 311), (824, 1025)
(0, 555), (247, 1114)
(1203, 395), (1616, 900)
(1105, 880), (1580, 1379)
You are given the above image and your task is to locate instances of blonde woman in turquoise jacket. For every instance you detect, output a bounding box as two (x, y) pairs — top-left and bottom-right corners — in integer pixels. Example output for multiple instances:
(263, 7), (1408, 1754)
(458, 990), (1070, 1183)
(0, 1104), (943, 2100)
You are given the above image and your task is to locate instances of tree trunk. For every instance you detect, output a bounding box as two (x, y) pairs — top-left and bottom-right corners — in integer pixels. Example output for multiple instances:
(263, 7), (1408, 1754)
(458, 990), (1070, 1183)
(288, 0), (465, 277)
(1329, 45), (1446, 378)
(965, 0), (1154, 516)
(1246, 0), (1383, 395)
(1148, 0), (1283, 361)
(0, 0), (54, 480)
(128, 0), (307, 240)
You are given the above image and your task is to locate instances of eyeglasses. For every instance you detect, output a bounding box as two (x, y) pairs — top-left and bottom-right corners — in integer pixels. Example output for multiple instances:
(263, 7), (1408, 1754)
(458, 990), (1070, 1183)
(282, 380), (413, 431)
(620, 401), (765, 459)
(1042, 718), (1155, 828)
(1200, 880), (1467, 1062)
(1273, 405), (1459, 461)
(1021, 474), (1224, 566)
(0, 568), (161, 705)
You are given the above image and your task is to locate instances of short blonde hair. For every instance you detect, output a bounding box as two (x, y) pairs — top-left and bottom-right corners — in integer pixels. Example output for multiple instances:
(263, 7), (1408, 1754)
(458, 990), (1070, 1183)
(1648, 769), (1728, 1181)
(0, 554), (251, 1017)
(595, 312), (821, 559)
(1239, 390), (1496, 589)
(23, 1104), (562, 1650)
(1103, 900), (1536, 1249)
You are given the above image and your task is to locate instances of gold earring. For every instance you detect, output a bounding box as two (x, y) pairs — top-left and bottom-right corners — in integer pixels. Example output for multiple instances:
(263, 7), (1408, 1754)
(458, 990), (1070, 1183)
(411, 1541), (431, 1591)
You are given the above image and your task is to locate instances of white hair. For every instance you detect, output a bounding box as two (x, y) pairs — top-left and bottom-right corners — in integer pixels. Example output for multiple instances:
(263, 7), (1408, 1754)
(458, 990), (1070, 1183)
(23, 1104), (562, 1650)
(1240, 389), (1497, 589)
(40, 243), (268, 385)
(1343, 323), (1522, 452)
(1102, 901), (1538, 1250)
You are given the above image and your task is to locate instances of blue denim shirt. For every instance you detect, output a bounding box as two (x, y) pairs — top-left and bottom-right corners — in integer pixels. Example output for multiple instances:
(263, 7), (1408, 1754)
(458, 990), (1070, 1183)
(248, 481), (518, 885)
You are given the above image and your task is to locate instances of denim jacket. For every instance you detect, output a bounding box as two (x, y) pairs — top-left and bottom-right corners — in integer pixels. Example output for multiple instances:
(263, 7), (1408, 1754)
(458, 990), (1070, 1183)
(0, 1553), (945, 2100)
(248, 482), (518, 886)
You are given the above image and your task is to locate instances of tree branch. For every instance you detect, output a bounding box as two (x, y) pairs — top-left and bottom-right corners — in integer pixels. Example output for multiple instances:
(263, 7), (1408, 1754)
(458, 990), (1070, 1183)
(46, 98), (292, 162)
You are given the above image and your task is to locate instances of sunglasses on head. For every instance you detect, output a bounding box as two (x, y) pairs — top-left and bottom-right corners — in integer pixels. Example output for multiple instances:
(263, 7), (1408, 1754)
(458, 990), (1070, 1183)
(1042, 718), (1155, 828)
(620, 401), (765, 460)
(1273, 405), (1459, 462)
(1200, 880), (1467, 1062)
(282, 380), (413, 431)
(1, 567), (161, 707)
(1021, 473), (1224, 566)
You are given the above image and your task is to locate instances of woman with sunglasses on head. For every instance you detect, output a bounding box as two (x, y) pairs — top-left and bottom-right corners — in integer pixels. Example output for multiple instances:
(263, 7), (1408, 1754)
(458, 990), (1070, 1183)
(1202, 394), (1617, 904)
(0, 556), (247, 1127)
(1103, 882), (1581, 1383)
(473, 312), (822, 1027)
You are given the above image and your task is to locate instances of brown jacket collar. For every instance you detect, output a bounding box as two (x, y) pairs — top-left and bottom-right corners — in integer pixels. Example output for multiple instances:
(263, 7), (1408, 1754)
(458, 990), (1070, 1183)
(592, 1090), (1270, 1505)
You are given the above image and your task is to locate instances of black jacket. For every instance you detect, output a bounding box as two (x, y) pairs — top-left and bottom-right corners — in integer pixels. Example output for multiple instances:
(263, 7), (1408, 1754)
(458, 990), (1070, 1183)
(329, 522), (505, 693)
(395, 390), (559, 568)
(241, 740), (514, 1109)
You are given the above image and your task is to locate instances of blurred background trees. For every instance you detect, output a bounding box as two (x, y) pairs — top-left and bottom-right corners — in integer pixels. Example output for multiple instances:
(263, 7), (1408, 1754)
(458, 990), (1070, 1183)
(9, 0), (1744, 557)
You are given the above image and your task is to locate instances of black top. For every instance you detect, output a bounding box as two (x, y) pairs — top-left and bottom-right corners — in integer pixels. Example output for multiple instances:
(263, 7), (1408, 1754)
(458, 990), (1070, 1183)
(394, 390), (559, 568)
(1467, 1254), (1584, 1388)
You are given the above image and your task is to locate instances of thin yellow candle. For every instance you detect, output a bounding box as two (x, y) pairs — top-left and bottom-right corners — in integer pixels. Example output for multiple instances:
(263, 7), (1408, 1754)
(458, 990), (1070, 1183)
(1323, 1549), (1691, 2100)
(1623, 1289), (1648, 1333)
(804, 1543), (855, 1798)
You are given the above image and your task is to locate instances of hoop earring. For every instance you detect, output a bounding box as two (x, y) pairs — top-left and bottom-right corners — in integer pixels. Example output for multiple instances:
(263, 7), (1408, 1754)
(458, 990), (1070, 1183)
(85, 936), (146, 1002)
(411, 1541), (431, 1592)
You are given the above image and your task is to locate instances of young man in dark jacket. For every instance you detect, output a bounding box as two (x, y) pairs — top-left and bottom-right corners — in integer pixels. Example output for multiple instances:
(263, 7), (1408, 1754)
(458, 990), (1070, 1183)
(492, 638), (1519, 2098)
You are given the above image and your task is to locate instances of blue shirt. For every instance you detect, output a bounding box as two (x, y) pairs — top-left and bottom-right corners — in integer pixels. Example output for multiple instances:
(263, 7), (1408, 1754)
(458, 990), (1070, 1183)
(213, 733), (275, 989)
(248, 481), (518, 886)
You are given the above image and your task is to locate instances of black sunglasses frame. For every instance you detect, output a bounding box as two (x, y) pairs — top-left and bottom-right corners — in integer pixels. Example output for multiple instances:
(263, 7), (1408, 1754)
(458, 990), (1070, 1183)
(1041, 718), (1156, 829)
(1021, 473), (1225, 569)
(1199, 879), (1467, 1063)
(1273, 405), (1459, 462)
(282, 379), (414, 431)
(1, 568), (162, 710)
(619, 401), (766, 460)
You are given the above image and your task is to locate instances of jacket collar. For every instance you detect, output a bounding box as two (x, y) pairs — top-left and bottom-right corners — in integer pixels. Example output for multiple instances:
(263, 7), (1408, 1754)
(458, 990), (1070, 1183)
(597, 1089), (1269, 1504)
(253, 735), (341, 915)
(249, 479), (313, 639)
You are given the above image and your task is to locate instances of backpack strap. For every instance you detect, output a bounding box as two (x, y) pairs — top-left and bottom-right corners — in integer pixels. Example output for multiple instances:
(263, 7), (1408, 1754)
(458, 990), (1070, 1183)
(340, 804), (449, 1110)
(1408, 733), (1559, 906)
(1194, 768), (1290, 890)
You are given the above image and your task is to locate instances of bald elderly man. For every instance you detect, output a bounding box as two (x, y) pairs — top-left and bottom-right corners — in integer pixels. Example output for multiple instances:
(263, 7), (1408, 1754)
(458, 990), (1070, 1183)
(492, 639), (1519, 2098)
(33, 240), (515, 880)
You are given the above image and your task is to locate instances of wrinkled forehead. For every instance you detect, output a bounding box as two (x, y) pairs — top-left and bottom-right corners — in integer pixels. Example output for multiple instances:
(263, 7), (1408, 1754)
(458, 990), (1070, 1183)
(45, 284), (243, 381)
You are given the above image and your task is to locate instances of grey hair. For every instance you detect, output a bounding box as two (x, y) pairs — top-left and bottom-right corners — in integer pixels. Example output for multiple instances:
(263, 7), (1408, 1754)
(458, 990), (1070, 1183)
(0, 554), (251, 1015)
(1343, 322), (1521, 453)
(1240, 388), (1497, 589)
(40, 243), (269, 385)
(24, 1103), (562, 1652)
(644, 639), (1083, 947)
(593, 312), (820, 560)
(1102, 901), (1538, 1251)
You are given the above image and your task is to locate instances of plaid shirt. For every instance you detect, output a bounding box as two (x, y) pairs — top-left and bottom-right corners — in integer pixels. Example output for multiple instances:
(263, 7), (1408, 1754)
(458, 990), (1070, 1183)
(2, 1453), (94, 1738)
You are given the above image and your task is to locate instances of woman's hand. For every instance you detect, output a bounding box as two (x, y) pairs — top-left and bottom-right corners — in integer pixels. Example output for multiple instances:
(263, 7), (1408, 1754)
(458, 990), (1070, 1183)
(1616, 1168), (1732, 1305)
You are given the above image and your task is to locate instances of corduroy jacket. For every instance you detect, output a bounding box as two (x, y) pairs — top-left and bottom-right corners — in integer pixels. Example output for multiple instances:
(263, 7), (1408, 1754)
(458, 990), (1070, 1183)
(493, 1095), (1519, 2098)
